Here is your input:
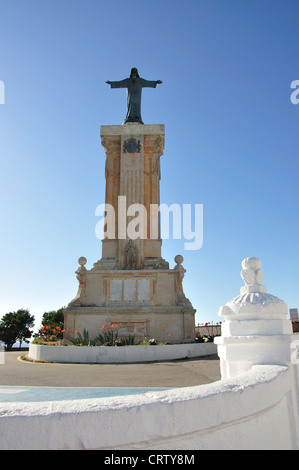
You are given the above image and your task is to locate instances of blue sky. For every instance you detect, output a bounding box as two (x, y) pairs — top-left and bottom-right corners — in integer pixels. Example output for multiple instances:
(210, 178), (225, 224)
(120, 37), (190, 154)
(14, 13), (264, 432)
(0, 0), (298, 331)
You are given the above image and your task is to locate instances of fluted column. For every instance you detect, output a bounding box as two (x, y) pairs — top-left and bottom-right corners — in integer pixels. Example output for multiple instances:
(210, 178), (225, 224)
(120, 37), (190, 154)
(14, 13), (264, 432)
(100, 124), (165, 269)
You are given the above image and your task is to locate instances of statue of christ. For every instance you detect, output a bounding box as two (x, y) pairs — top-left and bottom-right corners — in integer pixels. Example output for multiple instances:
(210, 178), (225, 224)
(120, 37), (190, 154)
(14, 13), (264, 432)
(106, 67), (162, 124)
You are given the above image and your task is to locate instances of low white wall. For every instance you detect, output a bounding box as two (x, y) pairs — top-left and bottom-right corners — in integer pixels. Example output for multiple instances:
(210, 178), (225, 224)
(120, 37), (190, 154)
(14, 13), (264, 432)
(28, 342), (217, 364)
(0, 364), (298, 450)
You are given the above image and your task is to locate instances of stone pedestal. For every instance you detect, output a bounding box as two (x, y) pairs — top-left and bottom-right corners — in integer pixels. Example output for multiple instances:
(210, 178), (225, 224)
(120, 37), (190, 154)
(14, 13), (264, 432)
(64, 123), (196, 343)
(215, 257), (296, 379)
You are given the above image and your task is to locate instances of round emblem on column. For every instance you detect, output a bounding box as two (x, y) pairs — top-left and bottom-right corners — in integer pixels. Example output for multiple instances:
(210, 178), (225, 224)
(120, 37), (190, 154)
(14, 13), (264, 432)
(123, 138), (141, 153)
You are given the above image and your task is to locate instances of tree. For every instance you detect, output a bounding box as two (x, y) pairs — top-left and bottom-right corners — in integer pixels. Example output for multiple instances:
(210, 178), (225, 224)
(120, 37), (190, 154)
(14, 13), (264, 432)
(0, 309), (35, 349)
(41, 308), (65, 329)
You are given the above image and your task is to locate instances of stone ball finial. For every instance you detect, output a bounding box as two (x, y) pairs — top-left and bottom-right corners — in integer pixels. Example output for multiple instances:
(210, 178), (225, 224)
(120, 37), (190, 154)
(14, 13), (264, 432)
(78, 256), (87, 267)
(174, 255), (184, 266)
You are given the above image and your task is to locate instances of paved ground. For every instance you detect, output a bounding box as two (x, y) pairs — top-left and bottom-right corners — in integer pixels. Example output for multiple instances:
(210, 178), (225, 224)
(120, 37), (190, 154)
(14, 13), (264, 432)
(0, 351), (221, 388)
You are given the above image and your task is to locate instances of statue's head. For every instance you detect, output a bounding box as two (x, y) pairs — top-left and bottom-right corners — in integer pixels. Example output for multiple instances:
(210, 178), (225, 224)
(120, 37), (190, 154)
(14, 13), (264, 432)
(130, 68), (140, 78)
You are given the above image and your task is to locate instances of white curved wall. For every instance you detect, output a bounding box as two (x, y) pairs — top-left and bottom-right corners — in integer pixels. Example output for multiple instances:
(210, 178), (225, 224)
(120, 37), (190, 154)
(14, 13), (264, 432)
(28, 342), (217, 363)
(0, 364), (298, 450)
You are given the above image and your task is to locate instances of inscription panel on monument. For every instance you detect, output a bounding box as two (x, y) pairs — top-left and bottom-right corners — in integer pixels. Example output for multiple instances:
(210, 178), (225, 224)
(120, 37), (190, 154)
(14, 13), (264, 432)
(124, 279), (136, 301)
(138, 279), (150, 301)
(110, 279), (122, 301)
(109, 278), (150, 302)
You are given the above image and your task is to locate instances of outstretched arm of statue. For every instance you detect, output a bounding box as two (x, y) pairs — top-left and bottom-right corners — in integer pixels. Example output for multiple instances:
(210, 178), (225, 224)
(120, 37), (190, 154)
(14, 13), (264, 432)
(106, 79), (129, 88)
(140, 79), (163, 88)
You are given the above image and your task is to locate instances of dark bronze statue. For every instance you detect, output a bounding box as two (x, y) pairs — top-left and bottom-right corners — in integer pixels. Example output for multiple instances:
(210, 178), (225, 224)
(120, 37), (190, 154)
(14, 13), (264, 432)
(106, 68), (162, 124)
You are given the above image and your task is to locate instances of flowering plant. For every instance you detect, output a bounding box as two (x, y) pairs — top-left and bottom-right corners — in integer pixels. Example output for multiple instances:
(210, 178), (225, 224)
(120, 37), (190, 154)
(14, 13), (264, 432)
(33, 325), (65, 343)
(148, 338), (157, 345)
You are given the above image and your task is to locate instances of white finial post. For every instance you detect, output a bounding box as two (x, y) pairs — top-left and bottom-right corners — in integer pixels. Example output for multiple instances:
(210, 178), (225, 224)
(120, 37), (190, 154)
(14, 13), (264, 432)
(215, 257), (295, 380)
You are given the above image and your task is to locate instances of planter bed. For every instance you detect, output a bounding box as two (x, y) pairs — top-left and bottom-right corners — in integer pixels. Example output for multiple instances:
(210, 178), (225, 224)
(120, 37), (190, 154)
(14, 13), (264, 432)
(28, 342), (217, 364)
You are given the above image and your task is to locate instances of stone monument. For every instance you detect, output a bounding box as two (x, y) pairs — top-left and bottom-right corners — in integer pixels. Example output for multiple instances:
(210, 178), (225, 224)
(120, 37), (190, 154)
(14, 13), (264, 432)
(64, 69), (195, 343)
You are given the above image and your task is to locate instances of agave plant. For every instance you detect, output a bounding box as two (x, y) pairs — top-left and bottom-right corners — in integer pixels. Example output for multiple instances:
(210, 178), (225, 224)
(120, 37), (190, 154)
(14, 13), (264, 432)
(97, 324), (119, 346)
(121, 335), (136, 346)
(69, 328), (97, 346)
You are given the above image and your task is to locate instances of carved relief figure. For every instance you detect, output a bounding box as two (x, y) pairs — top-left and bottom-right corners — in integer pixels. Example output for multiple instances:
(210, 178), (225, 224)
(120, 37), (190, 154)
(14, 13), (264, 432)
(123, 239), (137, 269)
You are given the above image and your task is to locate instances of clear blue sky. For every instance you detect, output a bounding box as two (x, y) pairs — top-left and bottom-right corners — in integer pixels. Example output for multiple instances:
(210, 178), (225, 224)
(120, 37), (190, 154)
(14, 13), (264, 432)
(0, 0), (298, 332)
